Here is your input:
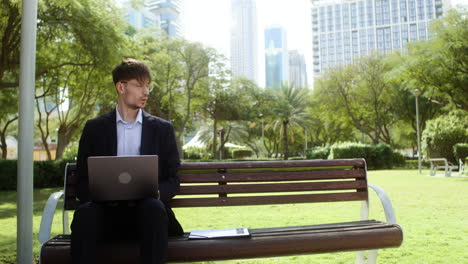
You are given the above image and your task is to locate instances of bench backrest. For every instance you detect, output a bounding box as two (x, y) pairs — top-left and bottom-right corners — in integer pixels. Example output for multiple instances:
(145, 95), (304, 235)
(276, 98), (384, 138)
(63, 159), (368, 210)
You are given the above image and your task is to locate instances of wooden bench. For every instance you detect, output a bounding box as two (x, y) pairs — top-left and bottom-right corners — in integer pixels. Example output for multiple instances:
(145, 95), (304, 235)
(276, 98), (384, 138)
(38, 159), (403, 264)
(429, 158), (459, 177)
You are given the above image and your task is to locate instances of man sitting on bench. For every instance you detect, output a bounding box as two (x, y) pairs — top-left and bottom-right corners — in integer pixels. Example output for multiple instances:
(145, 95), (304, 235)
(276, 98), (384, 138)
(71, 59), (183, 264)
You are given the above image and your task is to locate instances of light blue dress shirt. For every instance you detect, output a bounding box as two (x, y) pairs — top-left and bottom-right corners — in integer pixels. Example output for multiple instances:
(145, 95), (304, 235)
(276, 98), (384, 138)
(116, 108), (143, 156)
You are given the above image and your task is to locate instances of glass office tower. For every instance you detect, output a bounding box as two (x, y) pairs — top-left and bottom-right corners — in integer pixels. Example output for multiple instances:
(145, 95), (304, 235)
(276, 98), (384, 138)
(265, 26), (289, 89)
(311, 0), (449, 77)
(231, 0), (259, 84)
(147, 0), (183, 37)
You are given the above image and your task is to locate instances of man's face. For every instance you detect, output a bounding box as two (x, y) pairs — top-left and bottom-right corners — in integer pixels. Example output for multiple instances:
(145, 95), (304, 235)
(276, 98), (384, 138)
(116, 78), (151, 110)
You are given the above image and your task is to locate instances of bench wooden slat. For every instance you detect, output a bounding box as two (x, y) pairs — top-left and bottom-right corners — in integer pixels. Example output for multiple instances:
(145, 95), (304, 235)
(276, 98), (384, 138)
(179, 180), (367, 195)
(179, 159), (365, 170)
(178, 169), (365, 183)
(170, 192), (368, 207)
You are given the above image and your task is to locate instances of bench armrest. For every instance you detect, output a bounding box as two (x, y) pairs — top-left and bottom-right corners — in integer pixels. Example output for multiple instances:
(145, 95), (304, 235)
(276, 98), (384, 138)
(38, 190), (65, 244)
(366, 184), (397, 224)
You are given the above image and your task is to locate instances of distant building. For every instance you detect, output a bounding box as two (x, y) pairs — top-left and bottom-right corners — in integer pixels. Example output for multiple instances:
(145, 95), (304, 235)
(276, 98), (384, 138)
(310, 0), (450, 78)
(116, 0), (182, 37)
(230, 0), (259, 83)
(117, 0), (160, 29)
(288, 50), (308, 88)
(265, 26), (289, 89)
(147, 0), (183, 37)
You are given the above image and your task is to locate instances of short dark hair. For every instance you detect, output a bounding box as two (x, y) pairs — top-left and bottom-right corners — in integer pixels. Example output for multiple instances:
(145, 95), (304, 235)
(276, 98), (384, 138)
(112, 58), (151, 84)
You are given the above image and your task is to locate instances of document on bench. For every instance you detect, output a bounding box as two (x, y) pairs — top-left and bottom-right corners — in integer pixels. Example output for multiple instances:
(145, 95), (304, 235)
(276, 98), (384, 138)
(189, 228), (250, 239)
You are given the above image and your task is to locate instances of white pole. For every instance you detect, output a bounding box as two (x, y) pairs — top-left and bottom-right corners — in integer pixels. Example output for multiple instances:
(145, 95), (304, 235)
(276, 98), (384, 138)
(415, 95), (421, 174)
(413, 89), (422, 174)
(17, 0), (38, 263)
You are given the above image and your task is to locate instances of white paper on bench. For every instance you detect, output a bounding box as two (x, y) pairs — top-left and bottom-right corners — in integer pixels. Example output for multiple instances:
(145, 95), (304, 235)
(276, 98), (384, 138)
(189, 228), (250, 239)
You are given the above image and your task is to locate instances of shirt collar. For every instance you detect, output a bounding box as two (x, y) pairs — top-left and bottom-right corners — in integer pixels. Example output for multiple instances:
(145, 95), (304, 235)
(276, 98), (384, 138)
(116, 107), (143, 124)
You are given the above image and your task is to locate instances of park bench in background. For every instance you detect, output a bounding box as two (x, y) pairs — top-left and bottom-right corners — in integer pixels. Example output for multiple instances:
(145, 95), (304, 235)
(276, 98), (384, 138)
(38, 159), (403, 264)
(429, 158), (459, 177)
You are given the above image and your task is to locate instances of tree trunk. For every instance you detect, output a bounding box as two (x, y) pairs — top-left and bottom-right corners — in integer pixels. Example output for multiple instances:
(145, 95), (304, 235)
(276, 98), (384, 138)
(0, 134), (7, 159)
(0, 116), (18, 159)
(283, 121), (289, 160)
(212, 119), (217, 159)
(55, 124), (78, 160)
(219, 128), (225, 160)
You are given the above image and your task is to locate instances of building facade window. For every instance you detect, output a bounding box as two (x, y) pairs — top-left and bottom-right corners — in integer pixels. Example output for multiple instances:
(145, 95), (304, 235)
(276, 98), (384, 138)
(368, 28), (375, 50)
(426, 0), (435, 19)
(392, 25), (401, 49)
(391, 0), (399, 23)
(351, 3), (358, 29)
(367, 0), (374, 26)
(417, 0), (425, 20)
(409, 23), (418, 40)
(359, 1), (366, 27)
(400, 0), (408, 22)
(343, 4), (350, 30)
(328, 5), (334, 31)
(409, 0), (417, 22)
(383, 0), (391, 25)
(335, 5), (342, 30)
(359, 29), (367, 56)
(418, 21), (427, 39)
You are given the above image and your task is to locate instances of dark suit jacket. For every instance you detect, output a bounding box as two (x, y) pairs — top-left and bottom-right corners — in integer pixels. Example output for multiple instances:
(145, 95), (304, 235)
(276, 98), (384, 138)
(75, 109), (183, 235)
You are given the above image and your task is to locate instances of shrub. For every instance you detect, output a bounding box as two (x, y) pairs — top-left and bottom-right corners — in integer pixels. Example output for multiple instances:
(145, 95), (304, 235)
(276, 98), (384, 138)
(232, 149), (253, 159)
(422, 110), (468, 163)
(305, 146), (330, 159)
(183, 146), (209, 160)
(328, 142), (402, 169)
(0, 159), (73, 191)
(453, 143), (468, 162)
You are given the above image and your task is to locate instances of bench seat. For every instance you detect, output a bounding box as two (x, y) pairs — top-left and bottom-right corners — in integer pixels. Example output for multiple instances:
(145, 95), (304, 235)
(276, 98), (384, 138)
(40, 220), (402, 263)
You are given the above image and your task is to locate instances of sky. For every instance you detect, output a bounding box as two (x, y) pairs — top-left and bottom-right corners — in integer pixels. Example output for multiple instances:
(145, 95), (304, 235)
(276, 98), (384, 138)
(181, 0), (467, 88)
(182, 0), (313, 88)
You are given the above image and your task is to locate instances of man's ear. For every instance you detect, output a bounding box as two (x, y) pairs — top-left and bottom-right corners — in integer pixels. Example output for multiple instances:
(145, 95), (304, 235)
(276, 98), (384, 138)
(116, 82), (125, 95)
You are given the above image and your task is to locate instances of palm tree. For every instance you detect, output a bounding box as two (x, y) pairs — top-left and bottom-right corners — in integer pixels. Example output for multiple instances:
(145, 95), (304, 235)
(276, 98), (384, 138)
(271, 82), (310, 160)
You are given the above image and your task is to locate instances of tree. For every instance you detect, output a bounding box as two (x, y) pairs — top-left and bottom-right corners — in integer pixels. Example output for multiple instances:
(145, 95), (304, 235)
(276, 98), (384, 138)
(33, 0), (129, 159)
(271, 82), (310, 160)
(422, 110), (468, 163)
(401, 9), (468, 111)
(313, 55), (399, 145)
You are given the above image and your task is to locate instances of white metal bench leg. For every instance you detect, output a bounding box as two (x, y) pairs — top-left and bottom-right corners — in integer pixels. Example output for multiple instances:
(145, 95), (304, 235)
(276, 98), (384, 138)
(356, 251), (365, 264)
(368, 249), (378, 264)
(63, 209), (70, 234)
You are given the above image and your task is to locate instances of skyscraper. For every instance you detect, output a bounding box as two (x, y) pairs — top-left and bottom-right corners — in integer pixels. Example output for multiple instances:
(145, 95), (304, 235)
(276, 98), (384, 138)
(116, 0), (160, 29)
(230, 0), (258, 83)
(289, 50), (308, 89)
(311, 0), (450, 77)
(147, 0), (183, 37)
(265, 26), (289, 89)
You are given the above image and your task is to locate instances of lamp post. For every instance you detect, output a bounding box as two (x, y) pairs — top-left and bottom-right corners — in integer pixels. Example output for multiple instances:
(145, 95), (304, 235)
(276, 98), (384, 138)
(413, 89), (422, 174)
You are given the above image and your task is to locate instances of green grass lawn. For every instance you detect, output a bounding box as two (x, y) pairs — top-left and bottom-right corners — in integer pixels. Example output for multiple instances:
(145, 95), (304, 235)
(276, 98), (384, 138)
(0, 169), (467, 264)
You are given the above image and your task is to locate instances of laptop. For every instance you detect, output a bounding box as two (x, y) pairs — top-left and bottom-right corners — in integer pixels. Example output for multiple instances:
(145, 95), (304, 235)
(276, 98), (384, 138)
(87, 155), (158, 201)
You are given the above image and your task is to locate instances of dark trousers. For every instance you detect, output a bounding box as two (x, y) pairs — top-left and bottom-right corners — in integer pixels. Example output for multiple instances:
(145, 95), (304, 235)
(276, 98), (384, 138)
(70, 198), (168, 264)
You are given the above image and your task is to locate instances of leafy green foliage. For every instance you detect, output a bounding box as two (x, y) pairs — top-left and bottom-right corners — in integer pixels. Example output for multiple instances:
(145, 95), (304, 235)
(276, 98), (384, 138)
(305, 146), (330, 160)
(271, 82), (310, 159)
(327, 142), (404, 169)
(312, 55), (400, 146)
(232, 148), (253, 159)
(402, 9), (468, 111)
(422, 110), (468, 163)
(0, 159), (73, 190)
(453, 143), (468, 161)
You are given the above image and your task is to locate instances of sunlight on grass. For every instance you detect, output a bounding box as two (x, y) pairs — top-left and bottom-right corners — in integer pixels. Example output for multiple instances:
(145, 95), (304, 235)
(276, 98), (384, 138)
(0, 170), (467, 263)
